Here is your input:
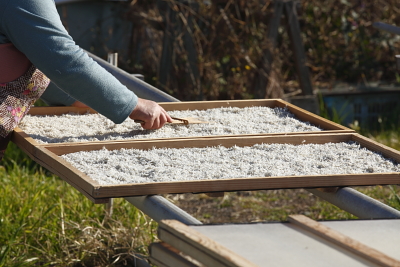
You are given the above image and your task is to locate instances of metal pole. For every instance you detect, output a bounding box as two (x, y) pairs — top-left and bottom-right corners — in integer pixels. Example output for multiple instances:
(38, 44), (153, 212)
(125, 195), (202, 225)
(107, 52), (118, 68)
(85, 50), (179, 103)
(372, 22), (400, 36)
(307, 187), (400, 219)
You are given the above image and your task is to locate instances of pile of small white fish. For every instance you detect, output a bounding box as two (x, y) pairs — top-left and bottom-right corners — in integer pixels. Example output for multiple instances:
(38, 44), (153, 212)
(19, 106), (322, 143)
(61, 142), (400, 185)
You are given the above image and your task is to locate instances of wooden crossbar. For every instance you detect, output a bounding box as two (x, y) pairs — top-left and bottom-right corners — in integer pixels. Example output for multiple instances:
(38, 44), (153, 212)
(158, 219), (258, 267)
(288, 215), (400, 267)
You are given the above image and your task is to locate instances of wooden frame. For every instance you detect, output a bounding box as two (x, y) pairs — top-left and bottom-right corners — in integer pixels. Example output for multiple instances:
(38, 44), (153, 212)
(288, 215), (400, 267)
(155, 220), (258, 267)
(17, 132), (400, 203)
(149, 242), (200, 267)
(13, 99), (353, 154)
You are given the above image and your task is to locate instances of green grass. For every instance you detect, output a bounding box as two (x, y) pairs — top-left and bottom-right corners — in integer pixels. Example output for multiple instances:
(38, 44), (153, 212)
(364, 129), (400, 151)
(0, 143), (157, 267)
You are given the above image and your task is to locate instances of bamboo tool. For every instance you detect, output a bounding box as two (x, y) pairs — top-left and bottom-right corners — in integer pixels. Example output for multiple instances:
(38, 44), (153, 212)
(134, 117), (209, 125)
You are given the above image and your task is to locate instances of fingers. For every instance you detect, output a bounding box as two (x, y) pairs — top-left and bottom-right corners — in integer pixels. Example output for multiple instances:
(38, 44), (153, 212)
(164, 107), (173, 123)
(140, 108), (168, 130)
(142, 114), (163, 130)
(130, 98), (172, 130)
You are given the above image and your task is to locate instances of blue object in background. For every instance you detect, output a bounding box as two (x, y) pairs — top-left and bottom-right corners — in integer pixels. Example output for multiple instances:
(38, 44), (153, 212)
(322, 89), (400, 129)
(55, 0), (132, 61)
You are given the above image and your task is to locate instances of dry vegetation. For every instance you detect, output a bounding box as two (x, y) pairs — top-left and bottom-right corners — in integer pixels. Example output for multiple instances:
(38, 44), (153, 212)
(120, 0), (400, 101)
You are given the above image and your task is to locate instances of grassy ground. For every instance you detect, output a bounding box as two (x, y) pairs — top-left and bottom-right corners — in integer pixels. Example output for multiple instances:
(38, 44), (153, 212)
(0, 143), (157, 267)
(1, 128), (399, 266)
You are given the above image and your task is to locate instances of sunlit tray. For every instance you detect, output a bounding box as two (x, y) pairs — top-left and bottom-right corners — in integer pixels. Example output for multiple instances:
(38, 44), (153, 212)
(17, 133), (400, 203)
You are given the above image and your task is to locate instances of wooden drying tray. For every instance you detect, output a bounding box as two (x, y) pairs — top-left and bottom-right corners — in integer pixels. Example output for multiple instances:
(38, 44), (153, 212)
(12, 99), (354, 157)
(18, 133), (400, 204)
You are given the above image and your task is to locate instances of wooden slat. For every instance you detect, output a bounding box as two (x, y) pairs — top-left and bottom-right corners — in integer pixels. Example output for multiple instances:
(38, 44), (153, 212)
(11, 128), (40, 155)
(158, 220), (258, 267)
(28, 106), (96, 115)
(91, 173), (400, 199)
(149, 242), (200, 267)
(44, 133), (353, 155)
(158, 229), (227, 267)
(36, 130), (350, 154)
(288, 215), (400, 267)
(352, 134), (400, 163)
(158, 228), (230, 267)
(274, 99), (349, 131)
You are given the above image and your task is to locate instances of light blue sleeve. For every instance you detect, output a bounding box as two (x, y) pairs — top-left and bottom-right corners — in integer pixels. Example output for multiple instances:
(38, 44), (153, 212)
(40, 81), (76, 107)
(0, 0), (138, 123)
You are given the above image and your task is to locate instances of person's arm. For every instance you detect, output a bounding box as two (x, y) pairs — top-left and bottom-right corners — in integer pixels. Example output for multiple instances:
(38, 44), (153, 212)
(0, 0), (171, 129)
(42, 83), (171, 129)
(1, 0), (134, 123)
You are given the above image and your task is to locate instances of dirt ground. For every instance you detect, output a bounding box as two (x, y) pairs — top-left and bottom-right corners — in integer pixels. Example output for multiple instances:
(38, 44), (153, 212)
(162, 188), (348, 224)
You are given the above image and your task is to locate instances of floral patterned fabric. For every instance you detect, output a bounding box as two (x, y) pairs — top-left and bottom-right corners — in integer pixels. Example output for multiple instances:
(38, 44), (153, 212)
(0, 65), (50, 138)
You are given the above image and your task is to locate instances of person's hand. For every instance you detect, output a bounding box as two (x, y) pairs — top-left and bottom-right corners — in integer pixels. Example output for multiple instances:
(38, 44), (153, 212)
(129, 98), (172, 130)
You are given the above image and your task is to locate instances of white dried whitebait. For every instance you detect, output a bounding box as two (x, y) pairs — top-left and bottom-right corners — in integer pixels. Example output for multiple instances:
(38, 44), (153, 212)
(61, 142), (400, 185)
(19, 107), (322, 143)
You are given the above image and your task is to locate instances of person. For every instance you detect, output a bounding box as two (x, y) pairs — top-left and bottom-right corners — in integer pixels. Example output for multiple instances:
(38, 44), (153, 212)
(0, 0), (172, 159)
